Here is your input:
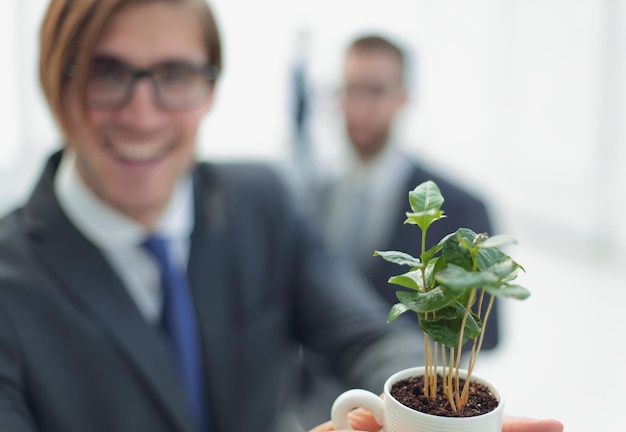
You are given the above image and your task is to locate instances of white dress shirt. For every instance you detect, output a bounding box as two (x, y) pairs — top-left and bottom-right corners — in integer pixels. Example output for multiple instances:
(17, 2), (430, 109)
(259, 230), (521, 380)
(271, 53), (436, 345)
(324, 144), (413, 270)
(54, 151), (194, 325)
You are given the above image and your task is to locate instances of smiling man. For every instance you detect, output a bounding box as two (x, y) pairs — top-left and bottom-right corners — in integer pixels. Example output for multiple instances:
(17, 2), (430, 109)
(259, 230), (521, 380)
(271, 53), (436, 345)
(0, 2), (562, 432)
(0, 2), (422, 431)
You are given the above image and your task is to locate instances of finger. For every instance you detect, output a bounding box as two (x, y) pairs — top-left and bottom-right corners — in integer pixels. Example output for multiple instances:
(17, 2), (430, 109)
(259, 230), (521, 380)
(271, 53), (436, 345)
(346, 408), (382, 430)
(503, 415), (564, 432)
(308, 420), (334, 432)
(307, 408), (382, 432)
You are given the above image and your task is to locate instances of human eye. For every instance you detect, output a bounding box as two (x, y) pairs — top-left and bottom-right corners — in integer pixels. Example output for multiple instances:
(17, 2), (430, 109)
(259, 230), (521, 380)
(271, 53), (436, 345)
(343, 83), (388, 99)
(154, 62), (197, 85)
(89, 58), (131, 87)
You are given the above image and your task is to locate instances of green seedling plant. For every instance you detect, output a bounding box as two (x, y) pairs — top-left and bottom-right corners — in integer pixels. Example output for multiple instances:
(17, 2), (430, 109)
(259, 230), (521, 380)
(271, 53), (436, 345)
(374, 180), (530, 413)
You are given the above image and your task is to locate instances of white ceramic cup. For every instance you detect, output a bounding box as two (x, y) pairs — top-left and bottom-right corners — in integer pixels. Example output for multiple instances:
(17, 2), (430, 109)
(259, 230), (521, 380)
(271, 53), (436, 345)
(331, 366), (504, 432)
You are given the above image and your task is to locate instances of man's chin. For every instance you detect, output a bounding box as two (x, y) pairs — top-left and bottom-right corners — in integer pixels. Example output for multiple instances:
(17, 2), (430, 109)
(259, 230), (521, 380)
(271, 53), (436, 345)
(350, 141), (384, 160)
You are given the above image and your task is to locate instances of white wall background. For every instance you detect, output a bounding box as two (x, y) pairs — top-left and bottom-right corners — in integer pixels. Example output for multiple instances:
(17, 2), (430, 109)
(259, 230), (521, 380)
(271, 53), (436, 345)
(1, 1), (625, 431)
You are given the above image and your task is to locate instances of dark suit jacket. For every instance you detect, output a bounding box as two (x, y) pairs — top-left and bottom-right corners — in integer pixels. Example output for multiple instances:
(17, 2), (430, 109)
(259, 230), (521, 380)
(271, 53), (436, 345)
(0, 151), (402, 432)
(316, 158), (500, 349)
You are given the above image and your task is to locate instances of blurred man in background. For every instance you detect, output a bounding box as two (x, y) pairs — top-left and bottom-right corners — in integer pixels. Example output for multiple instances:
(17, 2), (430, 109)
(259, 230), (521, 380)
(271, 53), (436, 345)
(317, 35), (496, 321)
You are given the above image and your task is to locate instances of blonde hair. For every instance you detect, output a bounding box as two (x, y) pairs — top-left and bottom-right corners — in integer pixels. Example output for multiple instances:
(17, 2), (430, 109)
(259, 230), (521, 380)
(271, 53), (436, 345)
(39, 0), (222, 140)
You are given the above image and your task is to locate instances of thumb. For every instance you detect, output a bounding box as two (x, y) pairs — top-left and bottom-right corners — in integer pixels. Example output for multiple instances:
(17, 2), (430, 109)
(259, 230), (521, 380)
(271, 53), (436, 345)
(503, 415), (564, 432)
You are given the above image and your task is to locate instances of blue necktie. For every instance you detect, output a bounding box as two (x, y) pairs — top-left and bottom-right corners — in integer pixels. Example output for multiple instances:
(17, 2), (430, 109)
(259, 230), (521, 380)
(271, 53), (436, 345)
(142, 236), (208, 432)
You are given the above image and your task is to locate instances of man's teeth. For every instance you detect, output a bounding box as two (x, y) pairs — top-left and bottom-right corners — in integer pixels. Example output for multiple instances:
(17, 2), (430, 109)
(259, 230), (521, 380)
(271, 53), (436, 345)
(115, 144), (163, 162)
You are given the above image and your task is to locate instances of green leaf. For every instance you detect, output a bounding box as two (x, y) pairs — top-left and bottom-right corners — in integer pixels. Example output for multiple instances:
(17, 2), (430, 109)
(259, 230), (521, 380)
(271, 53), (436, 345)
(476, 247), (509, 271)
(388, 302), (411, 322)
(388, 270), (423, 291)
(418, 305), (481, 348)
(424, 257), (445, 288)
(455, 228), (478, 251)
(404, 209), (445, 232)
(420, 241), (445, 264)
(441, 230), (475, 270)
(484, 284), (531, 300)
(409, 181), (445, 213)
(487, 259), (520, 280)
(435, 264), (500, 290)
(478, 235), (517, 249)
(456, 288), (476, 310)
(396, 285), (461, 313)
(374, 250), (422, 268)
(405, 181), (446, 231)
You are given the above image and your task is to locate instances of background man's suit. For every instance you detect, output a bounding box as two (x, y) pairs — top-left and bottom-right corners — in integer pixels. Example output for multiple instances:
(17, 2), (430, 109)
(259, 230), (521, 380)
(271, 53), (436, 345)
(0, 151), (417, 432)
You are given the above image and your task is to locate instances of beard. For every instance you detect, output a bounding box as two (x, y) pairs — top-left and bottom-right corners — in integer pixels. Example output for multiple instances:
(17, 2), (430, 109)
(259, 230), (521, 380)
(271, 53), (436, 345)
(347, 123), (390, 161)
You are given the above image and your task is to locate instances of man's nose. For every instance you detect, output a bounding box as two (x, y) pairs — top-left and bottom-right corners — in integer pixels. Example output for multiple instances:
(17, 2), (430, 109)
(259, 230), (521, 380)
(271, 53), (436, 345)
(116, 78), (165, 125)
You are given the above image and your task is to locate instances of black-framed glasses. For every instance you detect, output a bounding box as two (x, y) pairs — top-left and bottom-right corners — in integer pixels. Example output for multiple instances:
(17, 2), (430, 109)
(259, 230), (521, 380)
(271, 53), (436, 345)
(337, 82), (402, 102)
(67, 56), (218, 111)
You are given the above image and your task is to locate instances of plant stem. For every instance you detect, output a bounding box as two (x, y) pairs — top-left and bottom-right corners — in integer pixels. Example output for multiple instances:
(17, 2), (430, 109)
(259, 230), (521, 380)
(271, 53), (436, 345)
(468, 294), (495, 374)
(467, 290), (488, 373)
(477, 295), (494, 355)
(455, 288), (476, 410)
(430, 342), (439, 397)
(476, 289), (486, 320)
(424, 332), (432, 398)
(447, 346), (457, 412)
(441, 346), (447, 395)
(462, 336), (479, 407)
(461, 292), (495, 406)
(420, 228), (434, 399)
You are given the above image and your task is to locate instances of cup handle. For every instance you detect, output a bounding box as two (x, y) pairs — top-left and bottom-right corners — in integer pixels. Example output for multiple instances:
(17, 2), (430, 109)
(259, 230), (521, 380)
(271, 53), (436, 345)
(330, 389), (384, 430)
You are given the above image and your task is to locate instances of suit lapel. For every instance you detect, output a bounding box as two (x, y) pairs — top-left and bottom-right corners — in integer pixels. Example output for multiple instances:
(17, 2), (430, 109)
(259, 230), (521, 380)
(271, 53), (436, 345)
(187, 165), (238, 432)
(22, 152), (196, 432)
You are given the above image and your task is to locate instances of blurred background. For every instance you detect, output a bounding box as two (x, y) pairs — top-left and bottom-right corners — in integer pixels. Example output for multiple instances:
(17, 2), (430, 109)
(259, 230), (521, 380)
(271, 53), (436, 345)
(0, 1), (624, 430)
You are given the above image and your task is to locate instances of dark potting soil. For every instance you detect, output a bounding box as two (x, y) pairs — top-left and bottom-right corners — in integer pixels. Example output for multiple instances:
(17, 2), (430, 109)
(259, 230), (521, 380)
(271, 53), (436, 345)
(390, 375), (499, 418)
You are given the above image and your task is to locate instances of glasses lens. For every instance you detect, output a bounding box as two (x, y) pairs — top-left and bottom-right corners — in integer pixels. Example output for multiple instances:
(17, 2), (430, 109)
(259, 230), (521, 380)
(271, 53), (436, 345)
(153, 62), (213, 110)
(87, 58), (132, 109)
(340, 83), (397, 102)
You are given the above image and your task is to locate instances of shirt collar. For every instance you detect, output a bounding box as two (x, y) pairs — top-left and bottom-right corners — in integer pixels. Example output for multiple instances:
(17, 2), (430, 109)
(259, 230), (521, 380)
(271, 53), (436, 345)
(346, 142), (410, 185)
(54, 150), (194, 252)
